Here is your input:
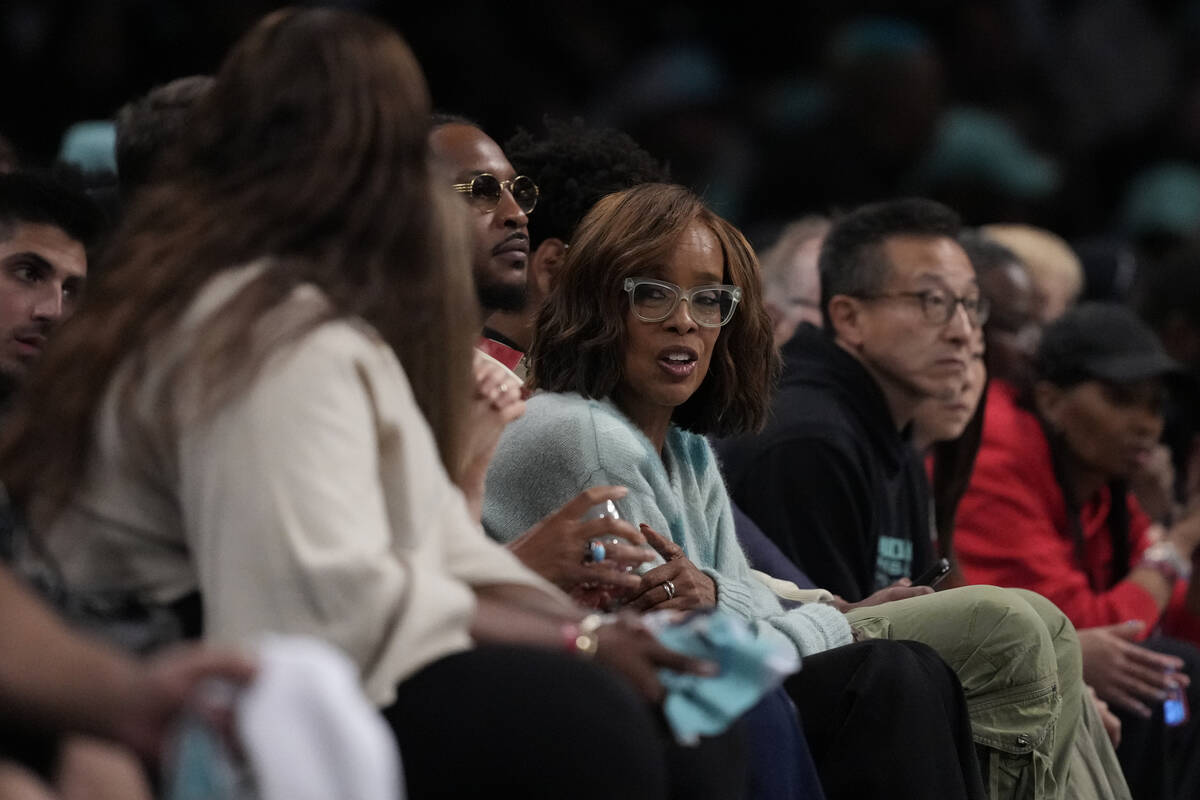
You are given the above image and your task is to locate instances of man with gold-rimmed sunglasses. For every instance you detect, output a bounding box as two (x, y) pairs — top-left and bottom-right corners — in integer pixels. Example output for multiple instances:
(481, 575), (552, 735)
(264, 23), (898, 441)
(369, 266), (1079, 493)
(430, 115), (538, 320)
(430, 115), (540, 387)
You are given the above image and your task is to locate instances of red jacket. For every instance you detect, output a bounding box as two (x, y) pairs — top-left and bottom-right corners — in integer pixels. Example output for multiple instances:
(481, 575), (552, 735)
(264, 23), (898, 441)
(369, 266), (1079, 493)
(955, 380), (1197, 640)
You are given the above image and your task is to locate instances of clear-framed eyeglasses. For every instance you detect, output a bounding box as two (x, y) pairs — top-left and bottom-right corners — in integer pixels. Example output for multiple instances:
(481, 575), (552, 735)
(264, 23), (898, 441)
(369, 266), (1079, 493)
(623, 277), (742, 328)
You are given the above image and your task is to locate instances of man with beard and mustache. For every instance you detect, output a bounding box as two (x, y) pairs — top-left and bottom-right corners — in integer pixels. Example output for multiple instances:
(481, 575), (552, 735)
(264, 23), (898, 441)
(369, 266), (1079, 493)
(430, 116), (537, 379)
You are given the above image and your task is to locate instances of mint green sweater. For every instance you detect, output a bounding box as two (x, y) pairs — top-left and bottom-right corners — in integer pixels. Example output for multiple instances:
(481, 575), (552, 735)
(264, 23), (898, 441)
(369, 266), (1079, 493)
(482, 392), (852, 658)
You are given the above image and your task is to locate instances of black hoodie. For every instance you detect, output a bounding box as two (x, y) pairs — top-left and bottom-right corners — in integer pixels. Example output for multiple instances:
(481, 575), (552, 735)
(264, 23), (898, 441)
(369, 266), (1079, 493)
(717, 323), (932, 602)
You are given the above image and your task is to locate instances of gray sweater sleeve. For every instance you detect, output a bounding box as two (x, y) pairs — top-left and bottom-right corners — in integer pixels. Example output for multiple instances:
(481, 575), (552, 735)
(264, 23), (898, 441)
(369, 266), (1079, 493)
(482, 394), (611, 544)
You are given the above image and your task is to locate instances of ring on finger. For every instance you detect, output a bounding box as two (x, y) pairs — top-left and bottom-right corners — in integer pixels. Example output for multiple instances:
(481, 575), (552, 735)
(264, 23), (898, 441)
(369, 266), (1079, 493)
(662, 579), (677, 600)
(586, 540), (606, 564)
(498, 383), (509, 394)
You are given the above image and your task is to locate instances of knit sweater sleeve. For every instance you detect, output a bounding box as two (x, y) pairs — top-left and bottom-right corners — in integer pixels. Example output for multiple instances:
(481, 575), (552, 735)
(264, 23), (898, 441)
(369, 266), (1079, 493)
(482, 393), (625, 544)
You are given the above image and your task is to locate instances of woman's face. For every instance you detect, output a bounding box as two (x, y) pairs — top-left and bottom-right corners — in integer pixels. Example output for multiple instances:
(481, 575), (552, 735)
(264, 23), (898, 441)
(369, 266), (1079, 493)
(615, 221), (725, 429)
(1041, 378), (1166, 479)
(981, 260), (1040, 386)
(913, 348), (987, 448)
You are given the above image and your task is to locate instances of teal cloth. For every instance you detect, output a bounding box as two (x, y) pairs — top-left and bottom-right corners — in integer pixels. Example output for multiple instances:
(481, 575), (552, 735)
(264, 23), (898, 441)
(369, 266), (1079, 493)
(648, 609), (800, 745)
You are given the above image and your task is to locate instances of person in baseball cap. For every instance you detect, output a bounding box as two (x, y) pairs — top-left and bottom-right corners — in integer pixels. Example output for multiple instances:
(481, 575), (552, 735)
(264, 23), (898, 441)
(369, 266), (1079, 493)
(955, 301), (1200, 800)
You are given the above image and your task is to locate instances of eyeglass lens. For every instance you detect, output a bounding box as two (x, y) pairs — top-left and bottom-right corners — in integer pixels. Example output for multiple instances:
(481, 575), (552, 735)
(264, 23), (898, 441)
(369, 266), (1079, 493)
(631, 283), (737, 326)
(469, 174), (538, 213)
(917, 290), (989, 326)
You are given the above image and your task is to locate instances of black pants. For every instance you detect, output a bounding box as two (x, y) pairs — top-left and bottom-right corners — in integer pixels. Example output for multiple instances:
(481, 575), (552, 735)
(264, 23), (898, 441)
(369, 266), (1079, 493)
(1114, 635), (1200, 800)
(383, 645), (747, 799)
(785, 639), (987, 800)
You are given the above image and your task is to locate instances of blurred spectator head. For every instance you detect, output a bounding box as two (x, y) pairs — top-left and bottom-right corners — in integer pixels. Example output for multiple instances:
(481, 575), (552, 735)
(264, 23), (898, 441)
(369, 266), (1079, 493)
(430, 119), (532, 314)
(980, 223), (1082, 323)
(961, 230), (1039, 389)
(760, 215), (830, 345)
(1033, 303), (1176, 485)
(911, 107), (1060, 223)
(827, 17), (943, 164)
(115, 75), (214, 202)
(0, 171), (101, 395)
(57, 121), (116, 177)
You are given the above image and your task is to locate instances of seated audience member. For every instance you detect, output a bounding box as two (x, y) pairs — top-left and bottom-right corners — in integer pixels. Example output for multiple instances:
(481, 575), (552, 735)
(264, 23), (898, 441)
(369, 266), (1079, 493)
(955, 303), (1200, 800)
(438, 117), (670, 528)
(114, 75), (214, 205)
(713, 198), (1126, 799)
(0, 172), (100, 565)
(967, 230), (1176, 530)
(428, 115), (536, 375)
(759, 215), (830, 346)
(1136, 241), (1200, 516)
(911, 342), (986, 588)
(0, 171), (98, 410)
(980, 223), (1083, 323)
(484, 182), (986, 800)
(0, 11), (745, 799)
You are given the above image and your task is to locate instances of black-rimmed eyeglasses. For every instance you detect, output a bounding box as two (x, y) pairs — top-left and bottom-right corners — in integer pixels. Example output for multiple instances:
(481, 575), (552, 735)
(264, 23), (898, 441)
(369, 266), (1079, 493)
(856, 289), (990, 327)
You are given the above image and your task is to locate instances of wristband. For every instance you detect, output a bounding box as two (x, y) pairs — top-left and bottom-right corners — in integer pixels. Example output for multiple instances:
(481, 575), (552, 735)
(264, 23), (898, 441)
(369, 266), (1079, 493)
(1139, 541), (1193, 583)
(561, 619), (600, 659)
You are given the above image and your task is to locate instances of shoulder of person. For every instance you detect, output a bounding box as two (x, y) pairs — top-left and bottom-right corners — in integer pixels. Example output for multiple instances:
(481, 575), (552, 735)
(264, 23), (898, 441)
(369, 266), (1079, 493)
(520, 393), (651, 455)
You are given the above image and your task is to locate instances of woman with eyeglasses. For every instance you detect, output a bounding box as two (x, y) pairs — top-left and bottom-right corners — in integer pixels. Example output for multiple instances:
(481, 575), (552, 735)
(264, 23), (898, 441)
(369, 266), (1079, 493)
(0, 11), (754, 799)
(481, 183), (1005, 800)
(955, 303), (1200, 800)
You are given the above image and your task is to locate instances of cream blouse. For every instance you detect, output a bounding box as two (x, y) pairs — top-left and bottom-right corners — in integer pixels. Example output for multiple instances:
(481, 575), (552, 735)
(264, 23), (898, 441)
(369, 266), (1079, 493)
(41, 264), (557, 705)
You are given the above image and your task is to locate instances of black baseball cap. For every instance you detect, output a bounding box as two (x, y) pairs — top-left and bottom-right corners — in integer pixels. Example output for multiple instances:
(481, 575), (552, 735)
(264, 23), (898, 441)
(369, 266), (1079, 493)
(1035, 302), (1181, 385)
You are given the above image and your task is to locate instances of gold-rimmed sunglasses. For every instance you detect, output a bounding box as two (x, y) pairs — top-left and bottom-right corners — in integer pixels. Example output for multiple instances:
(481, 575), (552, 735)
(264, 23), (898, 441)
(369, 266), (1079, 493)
(451, 173), (539, 214)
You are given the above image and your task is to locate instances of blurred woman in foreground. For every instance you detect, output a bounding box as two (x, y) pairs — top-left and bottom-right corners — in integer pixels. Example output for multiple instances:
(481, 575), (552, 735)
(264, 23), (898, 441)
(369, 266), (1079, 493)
(0, 10), (741, 798)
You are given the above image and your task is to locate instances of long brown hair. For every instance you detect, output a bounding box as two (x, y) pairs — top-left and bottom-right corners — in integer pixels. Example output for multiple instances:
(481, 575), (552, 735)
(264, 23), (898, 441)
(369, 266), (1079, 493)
(0, 8), (477, 518)
(531, 183), (777, 436)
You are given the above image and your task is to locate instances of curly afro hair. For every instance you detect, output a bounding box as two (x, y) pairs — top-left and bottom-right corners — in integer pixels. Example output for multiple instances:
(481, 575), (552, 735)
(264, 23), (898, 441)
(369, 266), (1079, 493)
(504, 117), (668, 248)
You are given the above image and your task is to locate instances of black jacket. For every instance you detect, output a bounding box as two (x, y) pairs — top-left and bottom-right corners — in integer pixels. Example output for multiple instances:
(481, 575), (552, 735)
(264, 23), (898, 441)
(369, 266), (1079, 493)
(717, 324), (932, 602)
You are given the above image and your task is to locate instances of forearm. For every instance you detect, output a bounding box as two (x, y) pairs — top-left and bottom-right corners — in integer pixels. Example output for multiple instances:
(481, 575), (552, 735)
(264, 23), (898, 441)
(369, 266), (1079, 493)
(0, 569), (142, 742)
(457, 459), (488, 522)
(1126, 566), (1175, 611)
(1127, 528), (1199, 612)
(473, 583), (580, 625)
(469, 589), (582, 649)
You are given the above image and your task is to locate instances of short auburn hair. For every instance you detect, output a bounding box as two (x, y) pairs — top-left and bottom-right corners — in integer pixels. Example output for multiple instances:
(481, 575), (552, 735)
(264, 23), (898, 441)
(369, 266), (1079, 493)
(530, 183), (777, 436)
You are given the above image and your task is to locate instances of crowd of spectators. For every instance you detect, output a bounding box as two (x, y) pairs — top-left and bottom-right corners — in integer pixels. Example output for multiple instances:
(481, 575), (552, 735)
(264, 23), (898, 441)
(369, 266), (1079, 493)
(3, 4), (1200, 800)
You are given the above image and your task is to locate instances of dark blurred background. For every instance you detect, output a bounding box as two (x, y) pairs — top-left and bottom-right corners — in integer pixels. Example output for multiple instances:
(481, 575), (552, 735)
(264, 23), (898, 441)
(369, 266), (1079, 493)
(7, 0), (1200, 262)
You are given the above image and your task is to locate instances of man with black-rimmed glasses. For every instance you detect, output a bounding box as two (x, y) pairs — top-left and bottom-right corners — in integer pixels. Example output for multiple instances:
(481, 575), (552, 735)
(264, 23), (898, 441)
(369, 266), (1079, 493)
(719, 197), (982, 601)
